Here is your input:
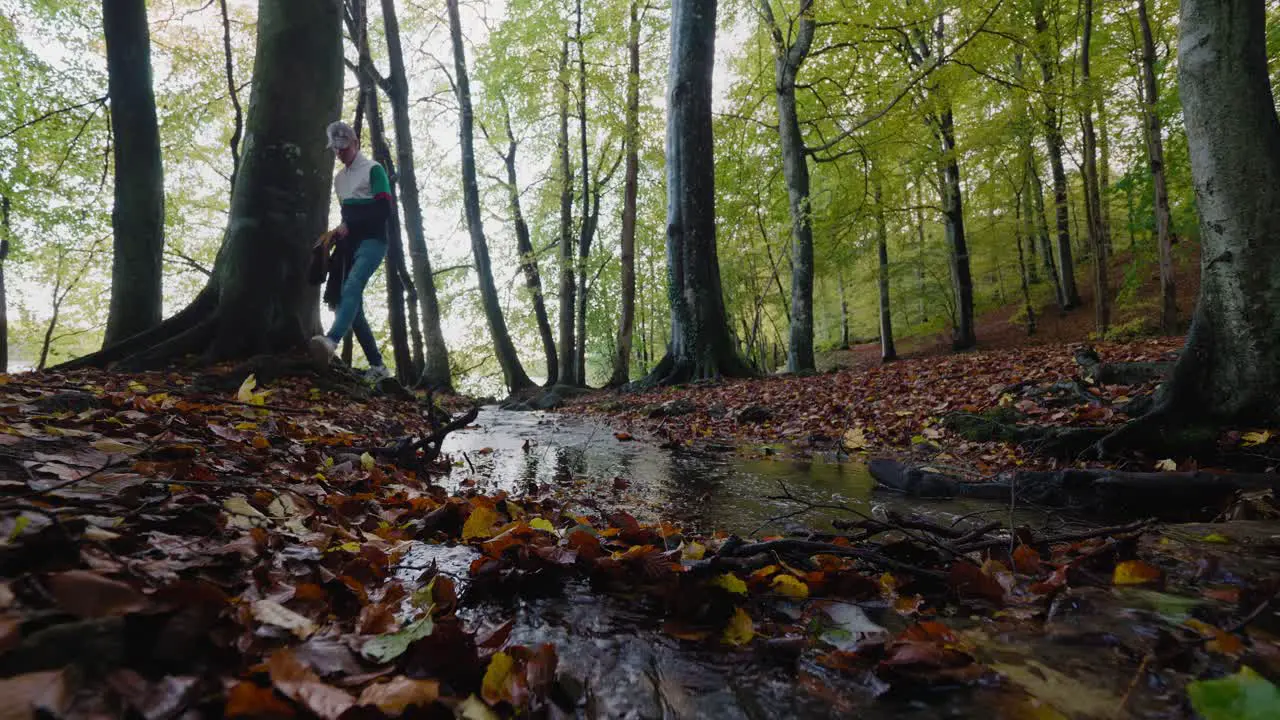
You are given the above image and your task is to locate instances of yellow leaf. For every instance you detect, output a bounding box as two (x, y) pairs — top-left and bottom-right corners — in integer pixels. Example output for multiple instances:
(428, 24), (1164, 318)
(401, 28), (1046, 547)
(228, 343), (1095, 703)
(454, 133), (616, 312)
(128, 381), (147, 393)
(770, 574), (810, 599)
(360, 452), (376, 471)
(233, 422), (259, 431)
(457, 695), (500, 720)
(480, 651), (514, 705)
(1113, 560), (1162, 586)
(1242, 430), (1273, 447)
(251, 436), (270, 450)
(236, 374), (258, 403)
(1155, 458), (1178, 472)
(1199, 533), (1231, 544)
(251, 599), (316, 639)
(91, 439), (143, 455)
(842, 427), (868, 450)
(682, 541), (706, 560)
(462, 505), (501, 540)
(722, 607), (754, 646)
(712, 573), (747, 595)
(530, 518), (555, 533)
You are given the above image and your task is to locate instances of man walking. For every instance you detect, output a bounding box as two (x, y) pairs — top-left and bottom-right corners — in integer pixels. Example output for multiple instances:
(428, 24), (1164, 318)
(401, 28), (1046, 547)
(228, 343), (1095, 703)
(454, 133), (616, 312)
(309, 121), (392, 381)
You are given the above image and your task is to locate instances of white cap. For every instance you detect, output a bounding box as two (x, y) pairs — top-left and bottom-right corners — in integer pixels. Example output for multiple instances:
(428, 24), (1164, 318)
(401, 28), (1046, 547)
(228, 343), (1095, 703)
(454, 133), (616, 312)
(326, 121), (358, 150)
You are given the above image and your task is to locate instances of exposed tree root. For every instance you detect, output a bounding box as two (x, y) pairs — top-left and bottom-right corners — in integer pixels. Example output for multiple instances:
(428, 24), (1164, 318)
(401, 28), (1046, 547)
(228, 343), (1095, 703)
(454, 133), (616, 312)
(55, 288), (218, 371)
(1073, 346), (1174, 386)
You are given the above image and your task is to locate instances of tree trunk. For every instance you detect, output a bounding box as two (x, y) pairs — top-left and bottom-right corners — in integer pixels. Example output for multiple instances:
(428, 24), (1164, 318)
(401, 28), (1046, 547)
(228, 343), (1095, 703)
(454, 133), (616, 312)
(102, 0), (164, 346)
(573, 0), (593, 387)
(874, 180), (896, 361)
(1014, 188), (1037, 335)
(1154, 0), (1280, 422)
(1137, 0), (1177, 335)
(914, 197), (927, 324)
(1096, 96), (1113, 250)
(501, 108), (558, 385)
(609, 0), (641, 388)
(645, 0), (751, 384)
(445, 0), (533, 394)
(349, 0), (412, 382)
(759, 0), (816, 373)
(838, 267), (849, 349)
(1080, 0), (1110, 336)
(217, 0), (243, 194)
(556, 39), (577, 387)
(1028, 155), (1064, 309)
(1032, 0), (1081, 309)
(937, 107), (975, 350)
(0, 196), (8, 373)
(380, 0), (452, 390)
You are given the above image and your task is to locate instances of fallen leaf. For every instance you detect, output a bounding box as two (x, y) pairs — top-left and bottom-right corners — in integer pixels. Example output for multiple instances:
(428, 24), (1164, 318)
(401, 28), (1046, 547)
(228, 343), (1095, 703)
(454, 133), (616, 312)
(842, 427), (868, 450)
(360, 452), (375, 471)
(223, 496), (269, 529)
(1112, 560), (1162, 586)
(1187, 666), (1280, 720)
(251, 600), (317, 639)
(818, 602), (887, 651)
(722, 607), (754, 646)
(1155, 458), (1178, 472)
(993, 660), (1120, 718)
(44, 570), (148, 618)
(90, 438), (144, 455)
(613, 432), (634, 441)
(1241, 431), (1273, 447)
(357, 677), (440, 716)
(681, 541), (706, 560)
(1012, 545), (1042, 574)
(225, 681), (296, 718)
(529, 517), (555, 533)
(462, 505), (501, 540)
(266, 650), (355, 720)
(949, 562), (1005, 605)
(457, 694), (500, 720)
(480, 651), (515, 705)
(0, 670), (69, 719)
(1184, 619), (1245, 657)
(771, 574), (810, 599)
(361, 615), (434, 664)
(712, 573), (747, 595)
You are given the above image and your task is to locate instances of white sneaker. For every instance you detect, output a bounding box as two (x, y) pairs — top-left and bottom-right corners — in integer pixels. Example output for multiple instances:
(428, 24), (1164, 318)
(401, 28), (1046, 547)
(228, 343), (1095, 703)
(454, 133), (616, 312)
(364, 365), (392, 383)
(308, 335), (337, 369)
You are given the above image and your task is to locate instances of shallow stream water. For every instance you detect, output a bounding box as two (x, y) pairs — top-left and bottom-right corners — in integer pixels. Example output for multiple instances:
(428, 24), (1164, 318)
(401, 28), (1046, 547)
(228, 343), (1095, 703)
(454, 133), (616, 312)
(394, 408), (1256, 719)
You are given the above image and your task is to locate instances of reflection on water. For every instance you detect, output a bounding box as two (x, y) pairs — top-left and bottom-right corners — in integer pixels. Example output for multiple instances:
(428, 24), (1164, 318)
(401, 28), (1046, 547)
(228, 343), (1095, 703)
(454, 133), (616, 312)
(439, 408), (1048, 537)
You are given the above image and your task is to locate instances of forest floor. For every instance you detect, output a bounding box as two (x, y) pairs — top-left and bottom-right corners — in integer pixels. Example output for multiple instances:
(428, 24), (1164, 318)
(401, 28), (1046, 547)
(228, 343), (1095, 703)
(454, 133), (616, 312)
(2, 246), (1279, 717)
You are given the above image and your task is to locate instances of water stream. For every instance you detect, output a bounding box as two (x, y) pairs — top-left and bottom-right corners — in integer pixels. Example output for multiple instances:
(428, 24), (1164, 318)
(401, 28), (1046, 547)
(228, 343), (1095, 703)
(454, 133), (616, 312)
(391, 408), (1116, 719)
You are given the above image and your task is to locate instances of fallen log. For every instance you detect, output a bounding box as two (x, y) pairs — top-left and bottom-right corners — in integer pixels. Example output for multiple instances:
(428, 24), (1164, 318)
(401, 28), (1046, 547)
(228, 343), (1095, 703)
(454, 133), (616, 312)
(1073, 347), (1173, 386)
(868, 459), (1280, 521)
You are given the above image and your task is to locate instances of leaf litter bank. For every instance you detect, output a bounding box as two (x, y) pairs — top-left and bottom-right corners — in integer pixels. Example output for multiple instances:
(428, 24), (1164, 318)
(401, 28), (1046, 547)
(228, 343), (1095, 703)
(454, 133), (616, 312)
(0, 361), (1276, 718)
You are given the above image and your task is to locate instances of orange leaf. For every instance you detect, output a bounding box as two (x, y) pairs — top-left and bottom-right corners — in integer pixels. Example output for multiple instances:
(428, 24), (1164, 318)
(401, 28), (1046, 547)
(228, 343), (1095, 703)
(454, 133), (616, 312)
(226, 681), (296, 718)
(1112, 560), (1162, 586)
(357, 677), (440, 716)
(1011, 545), (1042, 574)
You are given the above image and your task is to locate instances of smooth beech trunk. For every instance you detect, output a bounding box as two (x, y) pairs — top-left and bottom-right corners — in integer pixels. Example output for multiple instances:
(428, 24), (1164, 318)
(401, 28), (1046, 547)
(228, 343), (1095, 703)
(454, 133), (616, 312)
(1032, 0), (1080, 309)
(555, 40), (577, 387)
(380, 0), (452, 390)
(609, 0), (642, 387)
(759, 0), (816, 373)
(1080, 0), (1110, 336)
(1156, 0), (1280, 421)
(874, 180), (896, 362)
(644, 0), (750, 384)
(103, 0), (165, 345)
(1138, 0), (1177, 334)
(445, 0), (533, 394)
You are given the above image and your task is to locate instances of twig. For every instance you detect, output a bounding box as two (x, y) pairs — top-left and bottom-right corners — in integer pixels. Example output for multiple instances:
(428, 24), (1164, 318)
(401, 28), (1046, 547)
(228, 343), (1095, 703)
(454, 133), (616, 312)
(717, 539), (948, 580)
(956, 519), (1153, 554)
(1224, 588), (1280, 635)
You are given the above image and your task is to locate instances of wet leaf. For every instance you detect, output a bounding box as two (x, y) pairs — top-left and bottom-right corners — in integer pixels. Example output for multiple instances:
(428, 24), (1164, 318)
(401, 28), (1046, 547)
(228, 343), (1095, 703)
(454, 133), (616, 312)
(771, 574), (809, 599)
(236, 374), (269, 406)
(1112, 560), (1162, 586)
(357, 677), (440, 716)
(613, 432), (634, 441)
(361, 614), (434, 664)
(457, 694), (501, 720)
(1241, 431), (1273, 447)
(0, 670), (69, 718)
(225, 681), (296, 718)
(723, 607), (754, 646)
(266, 650), (355, 720)
(681, 541), (706, 560)
(360, 452), (375, 471)
(818, 602), (887, 651)
(480, 651), (515, 705)
(1012, 545), (1042, 574)
(712, 573), (747, 595)
(1155, 458), (1178, 472)
(1187, 666), (1280, 720)
(993, 660), (1120, 718)
(45, 570), (148, 618)
(529, 517), (555, 533)
(949, 561), (1006, 605)
(1115, 588), (1203, 623)
(251, 600), (317, 639)
(223, 496), (269, 529)
(91, 438), (144, 455)
(1184, 619), (1245, 657)
(842, 427), (868, 450)
(462, 505), (501, 540)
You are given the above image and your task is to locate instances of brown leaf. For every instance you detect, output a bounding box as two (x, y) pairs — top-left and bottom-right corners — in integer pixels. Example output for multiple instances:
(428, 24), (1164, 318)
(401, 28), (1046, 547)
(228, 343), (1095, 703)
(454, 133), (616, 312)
(225, 681), (296, 718)
(1011, 544), (1042, 574)
(948, 562), (1005, 605)
(357, 602), (398, 635)
(476, 619), (515, 650)
(44, 570), (148, 618)
(357, 677), (440, 716)
(292, 636), (368, 678)
(0, 614), (21, 655)
(106, 670), (199, 720)
(0, 670), (70, 720)
(266, 649), (356, 720)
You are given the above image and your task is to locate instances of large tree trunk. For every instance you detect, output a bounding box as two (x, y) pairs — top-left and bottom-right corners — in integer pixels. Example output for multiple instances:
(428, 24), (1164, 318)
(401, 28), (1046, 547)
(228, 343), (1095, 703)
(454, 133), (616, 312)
(0, 196), (8, 373)
(838, 267), (849, 349)
(1154, 0), (1280, 422)
(937, 107), (975, 350)
(1138, 0), (1177, 335)
(380, 0), (452, 391)
(1080, 0), (1110, 336)
(348, 0), (413, 382)
(1014, 188), (1037, 335)
(874, 180), (896, 362)
(759, 0), (816, 373)
(1028, 154), (1064, 309)
(501, 108), (558, 385)
(555, 39), (577, 387)
(1032, 0), (1081, 309)
(102, 0), (164, 346)
(573, 0), (593, 387)
(608, 0), (641, 388)
(644, 0), (751, 385)
(60, 0), (340, 371)
(445, 0), (533, 394)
